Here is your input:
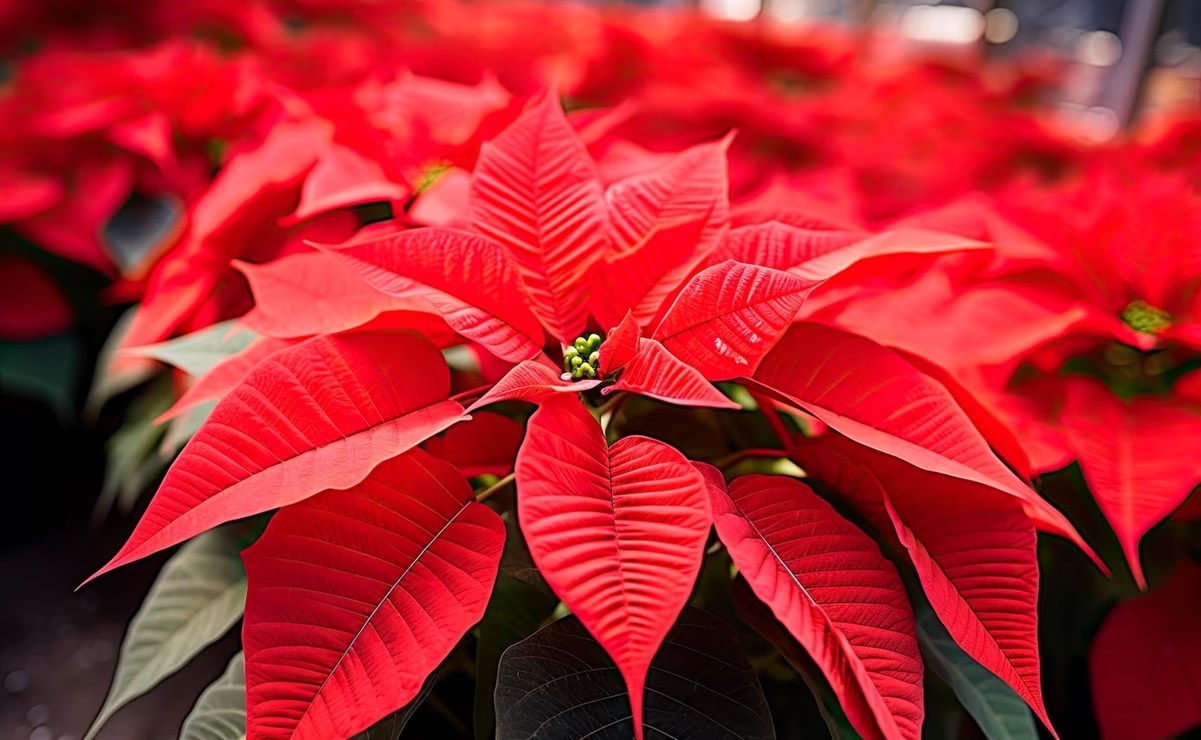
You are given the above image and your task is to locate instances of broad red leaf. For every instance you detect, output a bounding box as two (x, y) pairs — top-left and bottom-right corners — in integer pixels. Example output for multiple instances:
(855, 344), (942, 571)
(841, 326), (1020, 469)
(425, 411), (524, 477)
(706, 473), (923, 740)
(323, 228), (546, 362)
(236, 251), (434, 339)
(466, 360), (598, 412)
(1061, 378), (1201, 589)
(597, 309), (640, 376)
(654, 260), (815, 380)
(790, 228), (988, 283)
(792, 439), (1054, 735)
(516, 398), (710, 740)
(606, 135), (731, 258)
(1090, 561), (1201, 740)
(607, 339), (739, 410)
(87, 332), (465, 581)
(243, 450), (504, 740)
(712, 221), (865, 271)
(470, 95), (608, 342)
(0, 255), (73, 339)
(157, 336), (295, 423)
(289, 143), (407, 223)
(752, 322), (1094, 560)
(591, 214), (709, 329)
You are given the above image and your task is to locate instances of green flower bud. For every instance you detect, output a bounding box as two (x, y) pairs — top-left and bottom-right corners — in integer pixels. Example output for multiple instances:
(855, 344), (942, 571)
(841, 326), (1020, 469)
(587, 333), (603, 349)
(589, 351), (600, 366)
(574, 338), (590, 353)
(570, 355), (583, 368)
(579, 362), (596, 378)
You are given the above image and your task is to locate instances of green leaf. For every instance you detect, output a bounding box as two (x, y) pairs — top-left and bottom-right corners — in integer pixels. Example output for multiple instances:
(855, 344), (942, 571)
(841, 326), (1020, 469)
(0, 333), (80, 416)
(181, 652), (246, 740)
(124, 320), (258, 377)
(87, 308), (157, 417)
(917, 608), (1039, 740)
(161, 401), (215, 457)
(352, 673), (437, 740)
(85, 527), (248, 740)
(474, 573), (558, 740)
(93, 376), (174, 523)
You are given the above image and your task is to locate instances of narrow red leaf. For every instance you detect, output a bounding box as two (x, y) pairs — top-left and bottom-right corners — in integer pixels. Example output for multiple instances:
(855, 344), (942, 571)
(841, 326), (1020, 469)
(789, 228), (988, 283)
(1090, 561), (1201, 740)
(707, 473), (924, 740)
(597, 310), (640, 376)
(516, 398), (711, 740)
(424, 411), (524, 477)
(87, 332), (465, 582)
(607, 339), (740, 410)
(243, 450), (504, 740)
(470, 95), (608, 342)
(322, 227), (546, 362)
(466, 360), (598, 412)
(236, 251), (433, 339)
(752, 322), (1095, 562)
(654, 260), (816, 380)
(712, 221), (865, 272)
(791, 438), (1055, 735)
(1061, 378), (1201, 589)
(591, 213), (709, 329)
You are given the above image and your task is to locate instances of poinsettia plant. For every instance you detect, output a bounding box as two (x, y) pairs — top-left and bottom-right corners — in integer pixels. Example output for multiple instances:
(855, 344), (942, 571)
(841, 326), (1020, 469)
(78, 93), (1103, 740)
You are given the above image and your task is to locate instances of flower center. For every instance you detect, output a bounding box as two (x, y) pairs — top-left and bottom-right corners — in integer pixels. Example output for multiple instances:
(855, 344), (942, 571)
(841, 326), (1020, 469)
(563, 333), (603, 380)
(1120, 299), (1173, 335)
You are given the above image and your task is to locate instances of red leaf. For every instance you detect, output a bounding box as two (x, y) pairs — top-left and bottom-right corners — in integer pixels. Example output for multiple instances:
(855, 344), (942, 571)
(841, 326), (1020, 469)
(606, 135), (731, 258)
(792, 439), (1054, 735)
(87, 332), (465, 582)
(598, 310), (640, 376)
(237, 251), (433, 339)
(607, 339), (739, 410)
(654, 260), (816, 381)
(790, 228), (988, 284)
(712, 221), (865, 272)
(1090, 561), (1201, 740)
(752, 322), (1095, 560)
(289, 143), (407, 223)
(591, 214), (709, 329)
(516, 398), (710, 740)
(243, 450), (504, 740)
(157, 336), (295, 423)
(470, 95), (608, 343)
(323, 227), (546, 362)
(0, 255), (73, 339)
(425, 411), (524, 477)
(466, 360), (598, 412)
(1061, 378), (1201, 589)
(706, 473), (924, 740)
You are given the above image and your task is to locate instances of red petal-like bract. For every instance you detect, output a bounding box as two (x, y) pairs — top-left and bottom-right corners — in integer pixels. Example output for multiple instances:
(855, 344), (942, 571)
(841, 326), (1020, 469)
(607, 338), (740, 409)
(1061, 378), (1201, 589)
(591, 214), (709, 329)
(325, 227), (546, 362)
(752, 322), (1092, 557)
(88, 332), (465, 581)
(1090, 561), (1201, 740)
(237, 251), (432, 339)
(515, 398), (711, 740)
(712, 221), (865, 272)
(424, 410), (524, 477)
(598, 309), (641, 376)
(470, 95), (608, 343)
(654, 260), (815, 380)
(792, 439), (1054, 735)
(243, 450), (504, 740)
(707, 473), (924, 740)
(290, 143), (407, 223)
(466, 359), (598, 412)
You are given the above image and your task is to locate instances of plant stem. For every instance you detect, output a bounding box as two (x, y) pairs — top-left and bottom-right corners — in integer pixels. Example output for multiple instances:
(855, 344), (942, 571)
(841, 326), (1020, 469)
(474, 472), (516, 503)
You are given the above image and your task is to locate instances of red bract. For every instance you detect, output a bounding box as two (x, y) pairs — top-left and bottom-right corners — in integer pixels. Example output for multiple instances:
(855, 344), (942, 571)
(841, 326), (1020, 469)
(86, 93), (1089, 739)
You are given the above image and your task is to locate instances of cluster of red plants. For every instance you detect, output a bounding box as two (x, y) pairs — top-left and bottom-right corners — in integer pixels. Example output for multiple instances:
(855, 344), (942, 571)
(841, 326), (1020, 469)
(4, 2), (1200, 739)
